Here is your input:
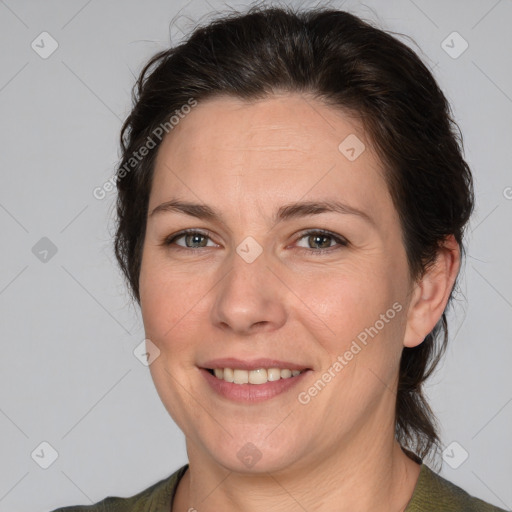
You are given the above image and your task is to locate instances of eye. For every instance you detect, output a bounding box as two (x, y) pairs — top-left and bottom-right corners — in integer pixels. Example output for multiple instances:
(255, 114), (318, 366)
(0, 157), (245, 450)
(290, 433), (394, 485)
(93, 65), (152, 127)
(162, 228), (349, 254)
(164, 229), (217, 249)
(294, 229), (348, 255)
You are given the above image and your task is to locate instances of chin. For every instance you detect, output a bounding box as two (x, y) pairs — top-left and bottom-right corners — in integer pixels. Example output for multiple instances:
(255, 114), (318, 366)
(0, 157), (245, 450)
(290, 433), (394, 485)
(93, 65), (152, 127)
(200, 432), (305, 475)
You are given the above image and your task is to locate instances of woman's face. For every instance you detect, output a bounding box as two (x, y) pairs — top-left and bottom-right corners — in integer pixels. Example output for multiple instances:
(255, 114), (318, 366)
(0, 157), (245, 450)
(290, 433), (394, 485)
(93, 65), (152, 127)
(139, 93), (415, 473)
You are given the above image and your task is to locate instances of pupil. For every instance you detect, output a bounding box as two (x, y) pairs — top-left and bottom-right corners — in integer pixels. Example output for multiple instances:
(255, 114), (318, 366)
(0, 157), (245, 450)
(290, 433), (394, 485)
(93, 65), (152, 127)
(188, 234), (205, 247)
(311, 235), (329, 249)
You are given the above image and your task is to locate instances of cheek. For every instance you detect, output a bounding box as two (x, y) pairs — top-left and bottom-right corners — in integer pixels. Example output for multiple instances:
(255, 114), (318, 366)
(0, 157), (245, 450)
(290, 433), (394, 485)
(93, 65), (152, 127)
(140, 252), (190, 321)
(294, 263), (398, 328)
(288, 262), (409, 385)
(139, 264), (171, 337)
(139, 260), (206, 421)
(139, 256), (214, 358)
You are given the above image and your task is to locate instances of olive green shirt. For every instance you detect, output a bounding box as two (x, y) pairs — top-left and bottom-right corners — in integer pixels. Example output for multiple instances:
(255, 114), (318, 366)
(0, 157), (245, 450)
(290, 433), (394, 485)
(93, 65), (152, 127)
(49, 463), (508, 511)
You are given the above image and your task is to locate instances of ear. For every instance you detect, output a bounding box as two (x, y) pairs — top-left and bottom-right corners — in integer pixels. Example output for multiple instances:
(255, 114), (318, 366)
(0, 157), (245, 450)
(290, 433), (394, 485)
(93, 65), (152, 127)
(403, 235), (461, 348)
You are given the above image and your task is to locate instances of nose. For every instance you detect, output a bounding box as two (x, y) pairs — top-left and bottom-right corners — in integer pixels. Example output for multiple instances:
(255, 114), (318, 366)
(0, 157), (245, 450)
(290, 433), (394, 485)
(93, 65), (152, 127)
(210, 246), (288, 336)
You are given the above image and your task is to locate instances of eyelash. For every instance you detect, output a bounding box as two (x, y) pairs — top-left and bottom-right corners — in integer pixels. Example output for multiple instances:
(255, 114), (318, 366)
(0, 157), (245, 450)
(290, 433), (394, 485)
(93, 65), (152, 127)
(162, 228), (349, 255)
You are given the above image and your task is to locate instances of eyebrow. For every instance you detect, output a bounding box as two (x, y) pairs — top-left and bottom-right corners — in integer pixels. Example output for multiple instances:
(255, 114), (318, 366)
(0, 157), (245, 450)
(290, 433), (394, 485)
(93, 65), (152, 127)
(149, 198), (375, 227)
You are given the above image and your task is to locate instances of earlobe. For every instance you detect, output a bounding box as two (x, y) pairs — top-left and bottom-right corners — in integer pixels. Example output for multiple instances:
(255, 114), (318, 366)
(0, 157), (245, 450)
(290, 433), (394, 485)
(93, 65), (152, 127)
(403, 235), (461, 348)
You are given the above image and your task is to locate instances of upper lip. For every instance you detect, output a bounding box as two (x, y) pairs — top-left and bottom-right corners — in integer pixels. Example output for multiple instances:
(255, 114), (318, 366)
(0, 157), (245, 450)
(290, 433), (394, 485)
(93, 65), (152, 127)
(200, 358), (311, 371)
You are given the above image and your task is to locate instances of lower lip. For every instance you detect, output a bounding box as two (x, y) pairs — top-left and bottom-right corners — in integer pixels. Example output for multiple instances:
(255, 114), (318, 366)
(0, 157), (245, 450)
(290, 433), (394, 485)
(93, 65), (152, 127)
(200, 368), (311, 403)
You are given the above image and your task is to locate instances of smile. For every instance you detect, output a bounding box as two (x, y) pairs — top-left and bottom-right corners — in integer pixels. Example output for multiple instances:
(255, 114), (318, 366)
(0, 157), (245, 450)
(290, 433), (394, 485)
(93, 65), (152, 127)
(200, 368), (311, 403)
(207, 367), (305, 384)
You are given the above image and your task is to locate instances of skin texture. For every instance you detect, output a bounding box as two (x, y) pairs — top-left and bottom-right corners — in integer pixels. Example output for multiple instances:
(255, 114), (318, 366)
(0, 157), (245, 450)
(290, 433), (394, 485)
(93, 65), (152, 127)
(139, 93), (460, 512)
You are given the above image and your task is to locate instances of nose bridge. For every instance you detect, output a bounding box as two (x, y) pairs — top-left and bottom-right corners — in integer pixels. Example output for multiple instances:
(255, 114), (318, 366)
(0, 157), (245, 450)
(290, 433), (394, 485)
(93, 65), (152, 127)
(210, 239), (287, 334)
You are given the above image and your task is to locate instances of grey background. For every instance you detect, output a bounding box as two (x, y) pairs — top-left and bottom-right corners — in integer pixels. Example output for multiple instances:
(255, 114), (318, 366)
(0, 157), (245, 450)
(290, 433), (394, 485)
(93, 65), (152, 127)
(0, 0), (510, 510)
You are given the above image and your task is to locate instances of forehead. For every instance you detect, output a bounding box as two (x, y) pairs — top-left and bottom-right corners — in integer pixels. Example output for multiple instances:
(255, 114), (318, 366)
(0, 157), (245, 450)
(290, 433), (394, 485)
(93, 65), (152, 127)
(150, 93), (391, 222)
(157, 93), (369, 160)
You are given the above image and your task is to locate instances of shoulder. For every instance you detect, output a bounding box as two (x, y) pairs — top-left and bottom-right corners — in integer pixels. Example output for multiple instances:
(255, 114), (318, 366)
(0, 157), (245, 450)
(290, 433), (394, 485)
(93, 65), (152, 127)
(406, 463), (508, 512)
(48, 465), (188, 512)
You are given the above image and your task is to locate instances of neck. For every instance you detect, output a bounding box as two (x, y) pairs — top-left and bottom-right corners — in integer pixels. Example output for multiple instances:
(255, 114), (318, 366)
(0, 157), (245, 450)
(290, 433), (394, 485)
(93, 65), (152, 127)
(173, 432), (421, 512)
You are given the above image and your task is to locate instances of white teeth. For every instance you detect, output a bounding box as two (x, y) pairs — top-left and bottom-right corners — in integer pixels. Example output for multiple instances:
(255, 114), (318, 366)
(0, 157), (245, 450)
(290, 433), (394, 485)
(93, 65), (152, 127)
(210, 367), (305, 385)
(249, 368), (267, 384)
(233, 369), (249, 384)
(223, 368), (234, 382)
(267, 368), (281, 381)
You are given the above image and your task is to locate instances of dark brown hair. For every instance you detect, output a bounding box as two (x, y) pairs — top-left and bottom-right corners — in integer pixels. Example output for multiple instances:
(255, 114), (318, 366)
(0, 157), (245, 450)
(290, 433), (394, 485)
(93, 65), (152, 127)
(114, 5), (474, 469)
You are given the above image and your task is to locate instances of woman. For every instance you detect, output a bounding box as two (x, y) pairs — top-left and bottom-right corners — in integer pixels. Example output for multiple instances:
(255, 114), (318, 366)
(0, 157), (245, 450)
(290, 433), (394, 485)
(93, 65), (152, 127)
(51, 4), (506, 512)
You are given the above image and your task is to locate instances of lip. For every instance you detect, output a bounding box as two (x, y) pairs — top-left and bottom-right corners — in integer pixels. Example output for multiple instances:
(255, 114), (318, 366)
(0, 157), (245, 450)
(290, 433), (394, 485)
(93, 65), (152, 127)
(200, 367), (311, 403)
(200, 357), (311, 372)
